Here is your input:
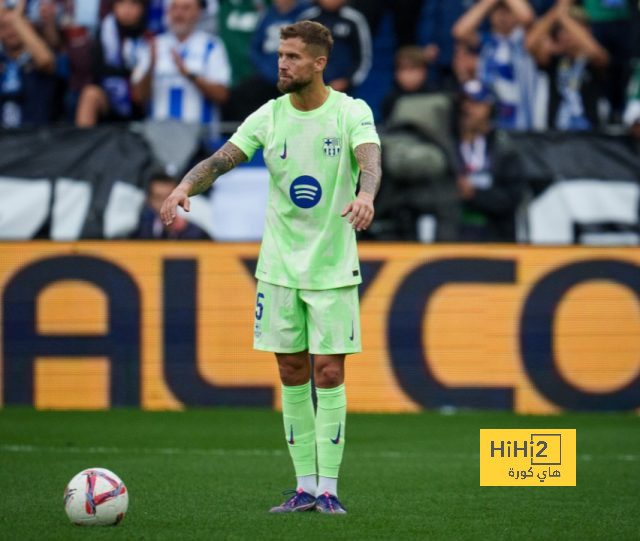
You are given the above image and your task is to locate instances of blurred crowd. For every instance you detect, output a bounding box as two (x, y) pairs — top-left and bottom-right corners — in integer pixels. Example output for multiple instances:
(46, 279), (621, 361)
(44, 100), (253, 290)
(2, 0), (640, 241)
(5, 0), (640, 130)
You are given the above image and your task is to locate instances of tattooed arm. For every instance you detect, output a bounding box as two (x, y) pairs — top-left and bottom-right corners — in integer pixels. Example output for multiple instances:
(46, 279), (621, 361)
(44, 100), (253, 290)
(354, 142), (382, 199)
(341, 142), (382, 231)
(160, 142), (248, 226)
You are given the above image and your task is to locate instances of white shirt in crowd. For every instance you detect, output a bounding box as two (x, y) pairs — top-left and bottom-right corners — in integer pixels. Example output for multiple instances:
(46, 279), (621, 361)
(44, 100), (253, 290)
(132, 30), (231, 124)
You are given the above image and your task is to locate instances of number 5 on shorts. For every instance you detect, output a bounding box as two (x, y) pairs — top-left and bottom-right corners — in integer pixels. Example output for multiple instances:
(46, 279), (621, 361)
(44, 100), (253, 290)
(255, 292), (265, 320)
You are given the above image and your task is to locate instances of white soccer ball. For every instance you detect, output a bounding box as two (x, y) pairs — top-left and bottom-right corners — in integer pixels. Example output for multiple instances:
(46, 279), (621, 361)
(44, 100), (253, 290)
(63, 467), (129, 526)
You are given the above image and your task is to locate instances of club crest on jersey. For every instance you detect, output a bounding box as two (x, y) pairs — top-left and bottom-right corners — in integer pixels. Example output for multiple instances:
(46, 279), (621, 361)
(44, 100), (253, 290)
(322, 137), (341, 157)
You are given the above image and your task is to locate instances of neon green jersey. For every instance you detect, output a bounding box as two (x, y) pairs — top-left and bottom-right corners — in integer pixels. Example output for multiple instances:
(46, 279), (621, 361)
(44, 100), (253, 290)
(229, 88), (380, 290)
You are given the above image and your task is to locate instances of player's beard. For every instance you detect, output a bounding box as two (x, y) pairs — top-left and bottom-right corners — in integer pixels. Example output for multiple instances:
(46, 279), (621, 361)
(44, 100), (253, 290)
(277, 74), (313, 94)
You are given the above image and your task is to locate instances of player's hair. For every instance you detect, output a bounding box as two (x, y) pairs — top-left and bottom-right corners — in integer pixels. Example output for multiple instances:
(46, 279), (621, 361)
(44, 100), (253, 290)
(280, 20), (333, 58)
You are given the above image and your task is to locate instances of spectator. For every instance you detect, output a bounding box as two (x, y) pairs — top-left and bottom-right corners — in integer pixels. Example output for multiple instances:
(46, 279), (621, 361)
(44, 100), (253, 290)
(452, 0), (540, 130)
(582, 0), (632, 119)
(23, 1), (70, 122)
(350, 0), (423, 49)
(224, 0), (309, 121)
(453, 79), (523, 241)
(449, 40), (480, 92)
(75, 0), (149, 127)
(417, 0), (473, 88)
(145, 0), (218, 35)
(0, 0), (56, 127)
(28, 0), (64, 50)
(0, 0), (67, 56)
(428, 39), (482, 95)
(59, 1), (103, 119)
(217, 0), (267, 86)
(381, 45), (438, 121)
(133, 172), (211, 239)
(131, 0), (230, 126)
(299, 0), (371, 93)
(526, 0), (609, 131)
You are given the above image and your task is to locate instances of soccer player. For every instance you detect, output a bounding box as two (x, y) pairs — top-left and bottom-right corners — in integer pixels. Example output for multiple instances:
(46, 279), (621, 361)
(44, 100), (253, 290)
(160, 20), (381, 514)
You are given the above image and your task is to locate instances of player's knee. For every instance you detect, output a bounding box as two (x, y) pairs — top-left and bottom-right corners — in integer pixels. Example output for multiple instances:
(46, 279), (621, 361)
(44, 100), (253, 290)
(277, 363), (297, 384)
(277, 356), (309, 386)
(314, 362), (344, 388)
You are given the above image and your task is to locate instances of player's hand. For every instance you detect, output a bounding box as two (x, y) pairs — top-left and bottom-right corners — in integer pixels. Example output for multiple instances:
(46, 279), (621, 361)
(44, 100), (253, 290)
(341, 192), (374, 232)
(160, 186), (190, 226)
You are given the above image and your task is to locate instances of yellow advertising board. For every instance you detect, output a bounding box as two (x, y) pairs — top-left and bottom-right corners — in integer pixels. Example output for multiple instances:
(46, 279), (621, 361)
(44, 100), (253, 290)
(1, 242), (639, 413)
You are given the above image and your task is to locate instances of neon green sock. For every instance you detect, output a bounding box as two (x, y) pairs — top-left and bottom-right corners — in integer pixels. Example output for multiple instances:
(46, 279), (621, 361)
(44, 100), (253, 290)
(281, 381), (316, 477)
(315, 384), (346, 478)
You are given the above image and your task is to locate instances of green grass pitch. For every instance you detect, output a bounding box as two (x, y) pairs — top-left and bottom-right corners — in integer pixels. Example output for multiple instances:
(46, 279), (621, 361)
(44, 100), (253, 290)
(0, 408), (638, 540)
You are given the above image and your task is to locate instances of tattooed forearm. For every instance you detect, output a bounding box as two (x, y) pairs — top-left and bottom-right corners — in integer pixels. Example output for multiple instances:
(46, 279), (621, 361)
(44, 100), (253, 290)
(354, 143), (382, 198)
(179, 142), (247, 195)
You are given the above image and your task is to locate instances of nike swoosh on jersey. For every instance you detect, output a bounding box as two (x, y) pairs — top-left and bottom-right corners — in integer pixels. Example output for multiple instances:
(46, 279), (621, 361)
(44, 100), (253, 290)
(349, 321), (354, 341)
(330, 422), (341, 444)
(280, 140), (287, 159)
(288, 424), (294, 445)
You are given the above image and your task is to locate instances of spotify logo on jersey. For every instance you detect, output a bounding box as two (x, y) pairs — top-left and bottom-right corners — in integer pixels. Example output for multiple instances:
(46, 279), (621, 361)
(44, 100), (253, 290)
(289, 175), (322, 208)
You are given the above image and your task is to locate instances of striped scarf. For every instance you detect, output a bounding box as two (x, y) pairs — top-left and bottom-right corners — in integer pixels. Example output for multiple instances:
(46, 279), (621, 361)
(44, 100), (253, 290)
(478, 27), (540, 130)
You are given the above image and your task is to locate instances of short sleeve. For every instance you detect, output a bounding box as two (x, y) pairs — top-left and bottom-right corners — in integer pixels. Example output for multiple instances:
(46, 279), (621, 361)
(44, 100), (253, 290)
(204, 38), (231, 86)
(228, 101), (272, 160)
(348, 98), (380, 150)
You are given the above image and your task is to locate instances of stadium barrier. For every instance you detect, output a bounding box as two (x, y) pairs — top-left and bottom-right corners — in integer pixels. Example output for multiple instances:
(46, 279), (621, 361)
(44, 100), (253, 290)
(1, 242), (639, 413)
(2, 125), (640, 244)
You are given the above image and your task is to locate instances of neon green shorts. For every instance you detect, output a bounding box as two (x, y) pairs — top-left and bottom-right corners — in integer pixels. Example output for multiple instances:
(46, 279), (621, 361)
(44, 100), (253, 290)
(253, 280), (361, 355)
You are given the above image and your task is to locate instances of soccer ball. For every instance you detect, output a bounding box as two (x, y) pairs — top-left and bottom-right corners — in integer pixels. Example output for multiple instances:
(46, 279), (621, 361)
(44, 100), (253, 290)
(63, 467), (128, 526)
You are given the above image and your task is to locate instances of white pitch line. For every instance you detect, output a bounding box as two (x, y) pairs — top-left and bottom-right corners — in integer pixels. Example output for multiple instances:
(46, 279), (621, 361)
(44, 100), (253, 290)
(0, 444), (286, 457)
(0, 444), (412, 459)
(0, 444), (638, 462)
